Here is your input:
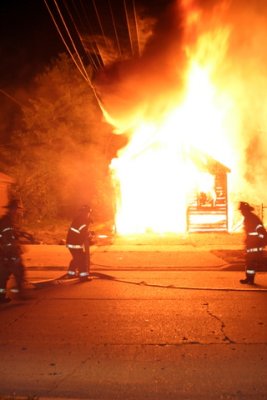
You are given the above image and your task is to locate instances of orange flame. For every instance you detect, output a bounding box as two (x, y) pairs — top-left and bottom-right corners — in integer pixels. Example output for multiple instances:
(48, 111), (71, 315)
(105, 0), (262, 234)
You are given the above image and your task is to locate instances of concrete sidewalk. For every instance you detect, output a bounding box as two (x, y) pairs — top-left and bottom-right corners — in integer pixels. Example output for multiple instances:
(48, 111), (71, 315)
(20, 237), (267, 292)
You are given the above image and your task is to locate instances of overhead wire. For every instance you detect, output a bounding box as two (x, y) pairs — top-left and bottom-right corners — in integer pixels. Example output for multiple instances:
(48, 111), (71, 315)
(123, 0), (135, 57)
(52, 0), (90, 82)
(91, 0), (111, 50)
(108, 0), (122, 58)
(43, 0), (144, 115)
(46, 0), (140, 71)
(43, 0), (88, 82)
(43, 0), (103, 107)
(132, 0), (140, 56)
(72, 0), (104, 70)
(68, 0), (100, 71)
(0, 89), (23, 108)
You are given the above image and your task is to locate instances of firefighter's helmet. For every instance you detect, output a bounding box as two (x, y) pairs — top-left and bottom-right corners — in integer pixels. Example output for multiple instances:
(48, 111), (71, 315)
(79, 204), (92, 214)
(4, 199), (23, 210)
(239, 201), (254, 212)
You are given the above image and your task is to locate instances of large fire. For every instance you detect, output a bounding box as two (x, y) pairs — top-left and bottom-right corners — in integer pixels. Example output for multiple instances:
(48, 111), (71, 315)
(96, 0), (267, 235)
(110, 59), (233, 234)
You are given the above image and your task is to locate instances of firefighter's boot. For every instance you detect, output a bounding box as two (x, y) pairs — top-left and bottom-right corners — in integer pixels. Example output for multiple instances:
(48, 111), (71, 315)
(0, 293), (11, 303)
(10, 287), (32, 301)
(79, 272), (90, 282)
(240, 273), (255, 285)
(66, 270), (77, 279)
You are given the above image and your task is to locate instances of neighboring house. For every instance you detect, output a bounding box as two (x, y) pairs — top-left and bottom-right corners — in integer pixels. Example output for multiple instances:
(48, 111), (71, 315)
(0, 172), (15, 216)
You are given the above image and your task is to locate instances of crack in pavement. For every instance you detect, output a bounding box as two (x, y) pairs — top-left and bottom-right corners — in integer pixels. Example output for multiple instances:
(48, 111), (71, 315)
(202, 302), (235, 344)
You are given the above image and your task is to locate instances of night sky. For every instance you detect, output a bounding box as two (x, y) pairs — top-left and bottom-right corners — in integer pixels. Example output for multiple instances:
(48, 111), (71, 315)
(0, 0), (173, 91)
(0, 0), (64, 89)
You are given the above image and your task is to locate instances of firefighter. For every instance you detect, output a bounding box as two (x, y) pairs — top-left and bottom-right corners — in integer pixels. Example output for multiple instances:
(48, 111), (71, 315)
(66, 204), (92, 281)
(239, 201), (267, 285)
(0, 199), (26, 303)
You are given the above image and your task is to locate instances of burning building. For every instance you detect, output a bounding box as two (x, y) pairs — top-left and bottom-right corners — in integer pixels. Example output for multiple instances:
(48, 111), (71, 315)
(45, 0), (267, 234)
(186, 150), (230, 232)
(110, 139), (231, 235)
(93, 1), (267, 235)
(93, 0), (239, 235)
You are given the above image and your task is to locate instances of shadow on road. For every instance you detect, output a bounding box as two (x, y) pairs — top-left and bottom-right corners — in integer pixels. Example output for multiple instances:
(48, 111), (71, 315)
(212, 249), (267, 272)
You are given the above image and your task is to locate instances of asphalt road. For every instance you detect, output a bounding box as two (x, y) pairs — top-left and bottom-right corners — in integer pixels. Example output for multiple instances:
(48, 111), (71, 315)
(0, 234), (267, 400)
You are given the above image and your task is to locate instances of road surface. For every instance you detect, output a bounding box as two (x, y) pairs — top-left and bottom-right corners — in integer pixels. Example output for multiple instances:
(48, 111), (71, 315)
(0, 235), (266, 399)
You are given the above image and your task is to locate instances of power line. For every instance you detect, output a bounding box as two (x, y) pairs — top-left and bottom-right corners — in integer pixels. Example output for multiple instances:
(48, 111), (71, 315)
(52, 0), (91, 81)
(91, 0), (111, 50)
(43, 0), (104, 109)
(43, 0), (145, 118)
(132, 0), (140, 56)
(73, 0), (105, 70)
(43, 0), (88, 82)
(123, 0), (141, 57)
(108, 0), (123, 58)
(0, 89), (23, 108)
(67, 0), (100, 71)
(124, 0), (135, 57)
